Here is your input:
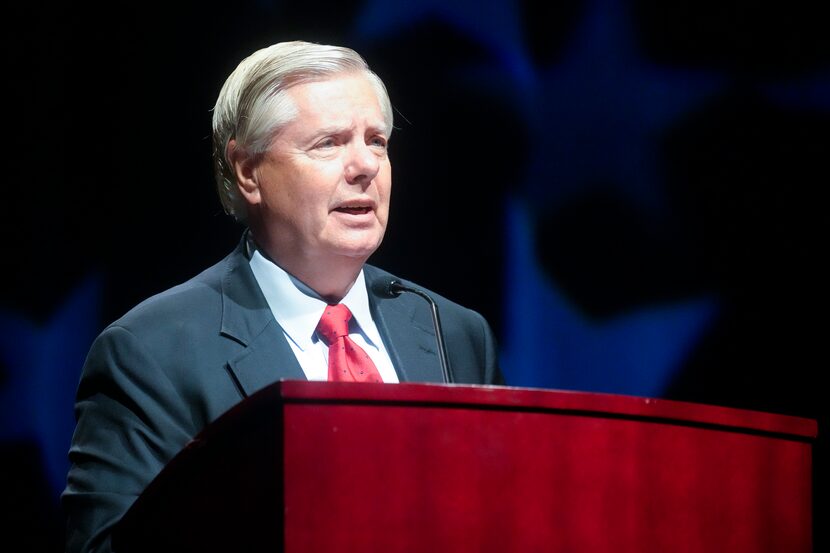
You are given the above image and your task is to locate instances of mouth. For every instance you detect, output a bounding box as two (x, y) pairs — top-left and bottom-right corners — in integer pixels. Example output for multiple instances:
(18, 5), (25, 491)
(334, 206), (373, 215)
(333, 199), (376, 215)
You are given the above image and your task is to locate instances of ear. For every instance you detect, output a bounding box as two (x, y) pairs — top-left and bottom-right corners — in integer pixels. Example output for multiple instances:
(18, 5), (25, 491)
(228, 139), (261, 205)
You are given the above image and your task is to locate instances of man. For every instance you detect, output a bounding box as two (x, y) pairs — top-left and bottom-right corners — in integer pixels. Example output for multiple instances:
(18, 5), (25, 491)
(62, 41), (502, 553)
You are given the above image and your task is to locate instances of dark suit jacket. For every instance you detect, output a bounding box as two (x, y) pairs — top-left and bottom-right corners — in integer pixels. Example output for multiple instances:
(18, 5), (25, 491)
(62, 237), (502, 553)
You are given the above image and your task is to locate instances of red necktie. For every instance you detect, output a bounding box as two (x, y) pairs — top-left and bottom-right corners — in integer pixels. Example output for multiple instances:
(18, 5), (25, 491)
(317, 304), (383, 383)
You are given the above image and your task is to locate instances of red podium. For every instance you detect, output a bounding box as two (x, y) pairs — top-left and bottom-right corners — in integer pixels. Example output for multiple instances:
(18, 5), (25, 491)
(113, 381), (816, 552)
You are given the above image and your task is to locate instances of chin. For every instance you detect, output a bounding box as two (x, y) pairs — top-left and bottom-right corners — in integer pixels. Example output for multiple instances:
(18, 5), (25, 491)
(330, 236), (384, 260)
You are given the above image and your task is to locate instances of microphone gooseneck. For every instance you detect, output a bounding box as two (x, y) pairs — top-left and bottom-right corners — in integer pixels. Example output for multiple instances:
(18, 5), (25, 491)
(373, 277), (453, 384)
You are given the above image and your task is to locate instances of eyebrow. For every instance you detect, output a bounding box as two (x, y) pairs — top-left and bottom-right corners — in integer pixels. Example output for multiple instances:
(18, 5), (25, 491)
(311, 123), (389, 138)
(314, 125), (351, 136)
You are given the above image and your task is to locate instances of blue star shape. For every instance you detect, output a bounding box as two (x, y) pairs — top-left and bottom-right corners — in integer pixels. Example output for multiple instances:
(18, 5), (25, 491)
(500, 198), (718, 397)
(519, 0), (724, 211)
(0, 274), (102, 497)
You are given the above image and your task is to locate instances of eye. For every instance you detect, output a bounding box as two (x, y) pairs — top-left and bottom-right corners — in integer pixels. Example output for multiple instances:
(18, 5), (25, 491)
(314, 137), (337, 149)
(369, 135), (388, 149)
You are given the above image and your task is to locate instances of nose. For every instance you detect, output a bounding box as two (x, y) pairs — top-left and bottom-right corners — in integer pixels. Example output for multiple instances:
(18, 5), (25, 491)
(344, 141), (380, 186)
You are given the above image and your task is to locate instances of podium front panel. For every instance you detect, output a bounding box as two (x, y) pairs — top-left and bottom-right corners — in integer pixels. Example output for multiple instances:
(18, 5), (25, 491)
(280, 383), (813, 553)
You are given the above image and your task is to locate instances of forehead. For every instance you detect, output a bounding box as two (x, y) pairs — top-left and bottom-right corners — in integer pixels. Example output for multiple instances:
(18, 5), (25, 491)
(284, 74), (387, 129)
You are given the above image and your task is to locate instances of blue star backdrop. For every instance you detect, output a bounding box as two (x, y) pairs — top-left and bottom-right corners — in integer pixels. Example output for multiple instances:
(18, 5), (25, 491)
(2, 0), (827, 550)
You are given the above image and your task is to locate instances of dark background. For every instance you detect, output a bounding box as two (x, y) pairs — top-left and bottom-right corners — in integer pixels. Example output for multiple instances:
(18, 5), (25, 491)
(1, 0), (827, 550)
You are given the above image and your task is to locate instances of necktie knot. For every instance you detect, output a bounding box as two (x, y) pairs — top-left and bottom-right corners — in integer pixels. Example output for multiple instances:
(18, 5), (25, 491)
(317, 304), (353, 345)
(315, 303), (382, 383)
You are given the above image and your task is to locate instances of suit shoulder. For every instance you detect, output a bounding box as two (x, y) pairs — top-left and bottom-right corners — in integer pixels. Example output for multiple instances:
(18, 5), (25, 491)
(109, 252), (231, 334)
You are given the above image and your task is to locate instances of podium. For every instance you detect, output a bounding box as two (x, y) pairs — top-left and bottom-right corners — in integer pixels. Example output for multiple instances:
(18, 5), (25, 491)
(113, 381), (816, 552)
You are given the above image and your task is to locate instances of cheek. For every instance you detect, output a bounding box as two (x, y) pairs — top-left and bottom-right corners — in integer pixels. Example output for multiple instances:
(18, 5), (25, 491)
(281, 170), (334, 212)
(378, 163), (392, 203)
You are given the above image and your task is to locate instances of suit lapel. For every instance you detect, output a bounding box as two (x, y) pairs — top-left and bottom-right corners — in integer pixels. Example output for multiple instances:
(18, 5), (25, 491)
(219, 239), (306, 397)
(225, 319), (305, 397)
(364, 266), (445, 383)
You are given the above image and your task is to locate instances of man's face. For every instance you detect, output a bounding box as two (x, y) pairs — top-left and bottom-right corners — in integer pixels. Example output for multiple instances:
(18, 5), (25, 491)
(245, 73), (392, 269)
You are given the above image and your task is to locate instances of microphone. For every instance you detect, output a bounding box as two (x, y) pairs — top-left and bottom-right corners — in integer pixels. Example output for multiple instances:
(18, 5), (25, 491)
(372, 277), (453, 384)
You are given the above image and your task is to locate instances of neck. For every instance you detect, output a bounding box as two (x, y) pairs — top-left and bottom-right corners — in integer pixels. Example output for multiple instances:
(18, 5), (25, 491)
(249, 233), (364, 304)
(290, 261), (363, 304)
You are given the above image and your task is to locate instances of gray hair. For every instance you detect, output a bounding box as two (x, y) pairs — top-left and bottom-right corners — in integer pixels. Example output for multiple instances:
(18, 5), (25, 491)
(212, 41), (394, 221)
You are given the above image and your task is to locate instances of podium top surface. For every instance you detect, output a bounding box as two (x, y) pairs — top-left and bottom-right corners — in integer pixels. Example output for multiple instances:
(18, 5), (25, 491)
(268, 381), (817, 441)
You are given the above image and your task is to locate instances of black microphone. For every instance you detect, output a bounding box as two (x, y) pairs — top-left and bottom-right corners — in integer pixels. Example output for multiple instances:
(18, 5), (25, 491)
(372, 277), (453, 384)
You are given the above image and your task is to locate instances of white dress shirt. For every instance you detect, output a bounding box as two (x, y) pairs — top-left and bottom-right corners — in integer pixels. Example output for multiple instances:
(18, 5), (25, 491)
(247, 243), (399, 383)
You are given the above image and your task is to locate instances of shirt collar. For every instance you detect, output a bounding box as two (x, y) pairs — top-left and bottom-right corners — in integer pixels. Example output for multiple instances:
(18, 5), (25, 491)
(247, 239), (382, 352)
(340, 269), (383, 350)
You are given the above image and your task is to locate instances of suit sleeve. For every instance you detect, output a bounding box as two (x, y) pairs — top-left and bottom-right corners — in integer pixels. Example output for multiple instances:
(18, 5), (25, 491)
(62, 325), (197, 553)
